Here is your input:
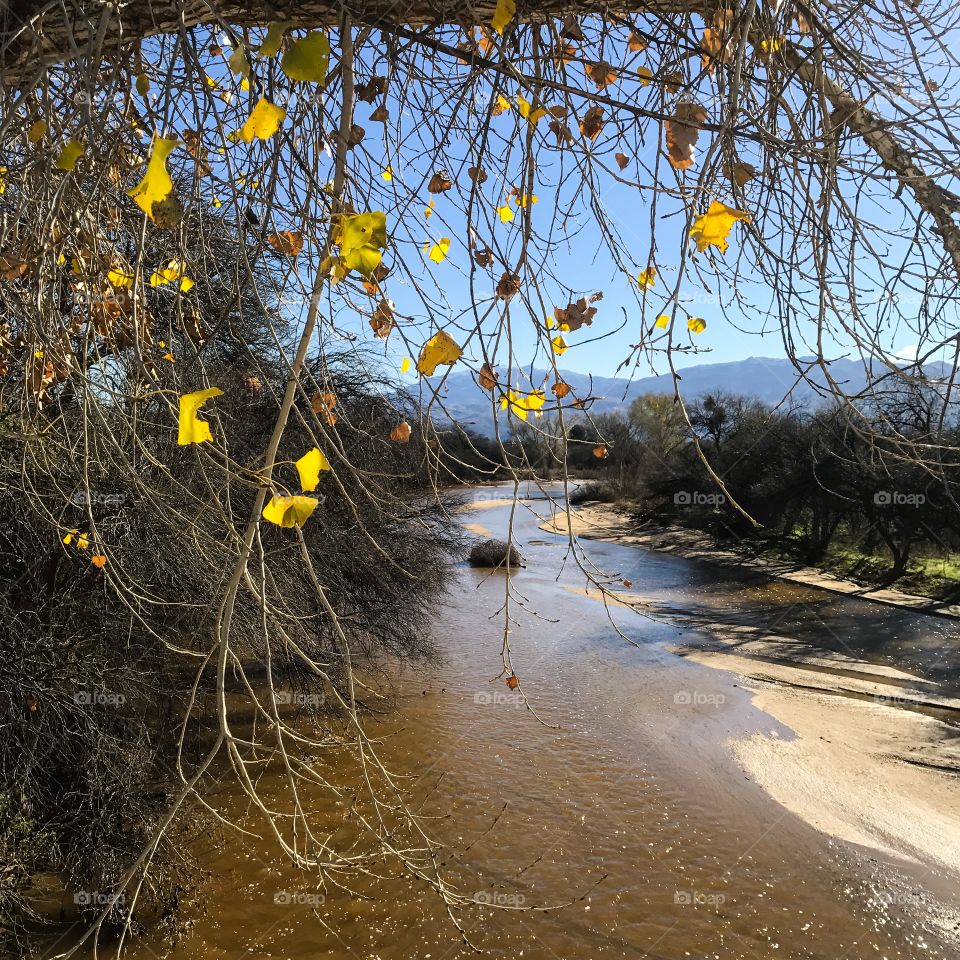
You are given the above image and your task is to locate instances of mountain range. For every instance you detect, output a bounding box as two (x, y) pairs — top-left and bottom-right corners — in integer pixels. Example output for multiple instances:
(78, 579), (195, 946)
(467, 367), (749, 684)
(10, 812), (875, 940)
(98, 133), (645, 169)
(428, 356), (951, 436)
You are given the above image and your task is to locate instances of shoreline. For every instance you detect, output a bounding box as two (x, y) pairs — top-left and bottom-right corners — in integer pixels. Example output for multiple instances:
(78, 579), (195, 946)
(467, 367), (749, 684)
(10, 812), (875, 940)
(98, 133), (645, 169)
(542, 500), (960, 619)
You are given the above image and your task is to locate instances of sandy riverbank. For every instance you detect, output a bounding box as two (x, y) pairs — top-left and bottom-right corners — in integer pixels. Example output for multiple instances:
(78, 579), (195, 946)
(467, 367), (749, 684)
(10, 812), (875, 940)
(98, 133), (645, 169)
(533, 501), (960, 909)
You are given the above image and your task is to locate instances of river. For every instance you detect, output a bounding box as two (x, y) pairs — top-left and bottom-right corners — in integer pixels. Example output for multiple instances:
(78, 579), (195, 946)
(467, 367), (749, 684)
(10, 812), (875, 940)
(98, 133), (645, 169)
(45, 482), (960, 960)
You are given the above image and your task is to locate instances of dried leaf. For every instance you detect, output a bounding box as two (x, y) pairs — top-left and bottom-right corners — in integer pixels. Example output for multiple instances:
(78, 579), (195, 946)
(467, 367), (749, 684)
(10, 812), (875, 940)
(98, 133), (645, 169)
(728, 160), (758, 187)
(390, 421), (412, 443)
(370, 300), (394, 338)
(665, 101), (708, 170)
(496, 272), (521, 301)
(428, 170), (453, 193)
(561, 15), (584, 41)
(357, 76), (387, 103)
(479, 363), (497, 391)
(628, 32), (647, 52)
(554, 297), (596, 332)
(505, 673), (520, 689)
(267, 230), (303, 256)
(552, 380), (571, 398)
(586, 60), (618, 89)
(615, 152), (630, 170)
(468, 166), (488, 184)
(579, 106), (605, 141)
(593, 446), (608, 459)
(474, 247), (494, 268)
(369, 103), (389, 123)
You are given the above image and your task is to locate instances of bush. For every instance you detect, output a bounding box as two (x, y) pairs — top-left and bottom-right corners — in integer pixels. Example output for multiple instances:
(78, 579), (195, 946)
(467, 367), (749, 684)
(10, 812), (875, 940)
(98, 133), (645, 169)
(468, 539), (523, 569)
(569, 482), (614, 505)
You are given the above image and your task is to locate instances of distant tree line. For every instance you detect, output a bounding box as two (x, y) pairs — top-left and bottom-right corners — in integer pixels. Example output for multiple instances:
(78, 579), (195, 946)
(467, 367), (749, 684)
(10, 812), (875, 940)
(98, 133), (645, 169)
(513, 386), (960, 590)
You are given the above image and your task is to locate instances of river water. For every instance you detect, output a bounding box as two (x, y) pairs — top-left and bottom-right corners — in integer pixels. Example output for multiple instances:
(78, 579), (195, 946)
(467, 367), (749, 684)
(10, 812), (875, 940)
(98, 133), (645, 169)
(48, 483), (960, 960)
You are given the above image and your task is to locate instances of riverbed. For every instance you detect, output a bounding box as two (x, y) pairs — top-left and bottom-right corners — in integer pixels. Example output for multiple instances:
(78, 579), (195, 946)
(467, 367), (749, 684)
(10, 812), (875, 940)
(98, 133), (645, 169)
(47, 482), (960, 959)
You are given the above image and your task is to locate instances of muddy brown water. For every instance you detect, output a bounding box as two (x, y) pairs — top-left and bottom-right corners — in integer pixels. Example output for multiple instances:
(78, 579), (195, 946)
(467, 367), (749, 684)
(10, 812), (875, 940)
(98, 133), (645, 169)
(41, 483), (960, 960)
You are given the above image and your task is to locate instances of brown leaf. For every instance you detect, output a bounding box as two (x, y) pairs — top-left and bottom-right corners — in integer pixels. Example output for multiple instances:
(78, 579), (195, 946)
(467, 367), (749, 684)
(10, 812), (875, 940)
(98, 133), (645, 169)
(311, 391), (338, 425)
(474, 247), (494, 268)
(369, 104), (389, 123)
(579, 106), (604, 141)
(361, 261), (390, 295)
(496, 272), (521, 302)
(468, 165), (488, 184)
(554, 297), (596, 332)
(628, 32), (647, 52)
(267, 230), (303, 257)
(346, 123), (365, 147)
(182, 307), (206, 344)
(549, 120), (573, 145)
(665, 101), (708, 170)
(552, 41), (576, 68)
(479, 363), (497, 391)
(428, 170), (453, 194)
(561, 15), (584, 41)
(615, 152), (630, 170)
(357, 76), (388, 103)
(551, 380), (571, 399)
(593, 445), (608, 459)
(664, 71), (684, 94)
(369, 300), (394, 338)
(728, 160), (758, 187)
(390, 421), (412, 442)
(0, 254), (28, 280)
(151, 193), (184, 229)
(585, 60), (618, 89)
(505, 673), (520, 690)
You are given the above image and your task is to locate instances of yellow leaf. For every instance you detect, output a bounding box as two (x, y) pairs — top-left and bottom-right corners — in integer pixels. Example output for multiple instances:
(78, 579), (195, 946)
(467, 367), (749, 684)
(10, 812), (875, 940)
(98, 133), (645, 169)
(55, 140), (85, 171)
(655, 314), (670, 329)
(687, 317), (706, 334)
(425, 237), (450, 263)
(136, 72), (150, 96)
(259, 22), (290, 58)
(281, 32), (330, 83)
(150, 259), (194, 292)
(492, 0), (516, 35)
(107, 267), (134, 288)
(28, 120), (47, 144)
(500, 389), (536, 420)
(637, 267), (656, 289)
(238, 98), (286, 142)
(638, 66), (653, 86)
(417, 330), (463, 376)
(514, 193), (538, 208)
(127, 136), (179, 219)
(76, 533), (90, 550)
(551, 335), (568, 355)
(424, 199), (435, 219)
(516, 95), (547, 126)
(400, 357), (412, 373)
(62, 529), (77, 545)
(689, 200), (750, 254)
(497, 204), (514, 223)
(295, 447), (331, 491)
(381, 164), (393, 181)
(178, 387), (223, 445)
(492, 94), (512, 116)
(339, 211), (387, 277)
(262, 495), (318, 528)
